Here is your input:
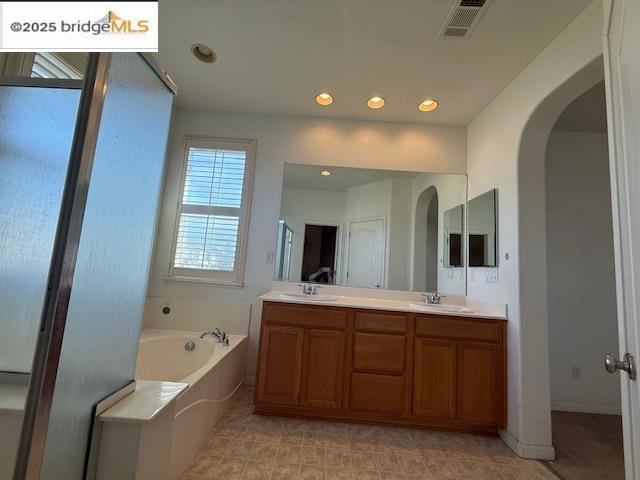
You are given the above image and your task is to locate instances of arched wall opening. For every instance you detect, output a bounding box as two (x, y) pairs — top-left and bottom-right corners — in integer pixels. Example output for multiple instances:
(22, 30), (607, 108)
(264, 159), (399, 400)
(517, 55), (606, 452)
(413, 186), (438, 292)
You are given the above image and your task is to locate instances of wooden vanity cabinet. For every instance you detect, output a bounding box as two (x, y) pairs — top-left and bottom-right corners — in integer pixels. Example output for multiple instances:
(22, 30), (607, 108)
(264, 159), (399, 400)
(255, 301), (507, 434)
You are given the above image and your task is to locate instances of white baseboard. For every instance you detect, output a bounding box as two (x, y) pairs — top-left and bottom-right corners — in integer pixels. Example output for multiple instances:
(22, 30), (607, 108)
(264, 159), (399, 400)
(244, 375), (256, 386)
(499, 429), (556, 461)
(551, 402), (621, 415)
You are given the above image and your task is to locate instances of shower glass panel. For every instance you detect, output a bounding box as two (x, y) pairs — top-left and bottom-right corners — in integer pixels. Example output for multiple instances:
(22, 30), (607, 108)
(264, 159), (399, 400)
(0, 82), (81, 480)
(37, 53), (174, 479)
(0, 85), (80, 374)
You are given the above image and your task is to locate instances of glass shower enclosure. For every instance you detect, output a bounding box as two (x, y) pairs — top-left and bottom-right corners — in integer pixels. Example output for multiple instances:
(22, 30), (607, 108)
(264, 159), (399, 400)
(0, 53), (176, 480)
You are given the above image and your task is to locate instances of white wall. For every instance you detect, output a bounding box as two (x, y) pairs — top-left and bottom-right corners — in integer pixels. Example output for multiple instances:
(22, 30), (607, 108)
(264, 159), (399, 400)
(546, 131), (620, 415)
(466, 0), (603, 457)
(411, 173), (467, 295)
(280, 188), (348, 283)
(147, 110), (466, 377)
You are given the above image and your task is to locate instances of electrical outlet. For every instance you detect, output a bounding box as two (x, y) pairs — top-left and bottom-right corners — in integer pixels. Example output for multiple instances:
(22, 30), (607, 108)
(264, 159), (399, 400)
(571, 365), (581, 379)
(265, 251), (275, 264)
(484, 269), (498, 283)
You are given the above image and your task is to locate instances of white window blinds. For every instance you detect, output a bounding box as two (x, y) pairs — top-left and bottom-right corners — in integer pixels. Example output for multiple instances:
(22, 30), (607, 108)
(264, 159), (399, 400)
(171, 139), (255, 285)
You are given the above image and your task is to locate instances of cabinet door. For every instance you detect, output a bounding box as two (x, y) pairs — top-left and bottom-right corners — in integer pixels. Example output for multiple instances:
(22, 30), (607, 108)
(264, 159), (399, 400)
(413, 338), (457, 419)
(256, 325), (305, 405)
(457, 341), (502, 424)
(300, 329), (345, 409)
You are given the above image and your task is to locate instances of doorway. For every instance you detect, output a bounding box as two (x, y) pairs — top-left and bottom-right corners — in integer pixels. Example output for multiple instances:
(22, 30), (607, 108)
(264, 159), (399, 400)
(543, 82), (623, 479)
(301, 224), (338, 284)
(413, 186), (438, 292)
(346, 218), (386, 288)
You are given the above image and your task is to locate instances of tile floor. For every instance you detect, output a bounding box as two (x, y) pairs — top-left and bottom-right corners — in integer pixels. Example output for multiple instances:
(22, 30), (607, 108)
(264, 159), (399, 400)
(181, 388), (556, 480)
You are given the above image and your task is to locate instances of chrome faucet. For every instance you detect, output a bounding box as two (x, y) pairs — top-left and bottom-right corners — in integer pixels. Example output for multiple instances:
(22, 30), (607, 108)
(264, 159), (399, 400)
(199, 328), (229, 346)
(423, 292), (444, 305)
(298, 283), (320, 295)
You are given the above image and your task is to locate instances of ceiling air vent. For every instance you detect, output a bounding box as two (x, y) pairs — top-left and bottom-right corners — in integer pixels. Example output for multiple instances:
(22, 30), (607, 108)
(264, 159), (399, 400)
(439, 0), (491, 39)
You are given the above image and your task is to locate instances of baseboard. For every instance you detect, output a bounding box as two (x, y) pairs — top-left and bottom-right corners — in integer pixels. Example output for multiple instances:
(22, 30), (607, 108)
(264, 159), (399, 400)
(244, 375), (256, 386)
(499, 429), (556, 460)
(551, 402), (621, 415)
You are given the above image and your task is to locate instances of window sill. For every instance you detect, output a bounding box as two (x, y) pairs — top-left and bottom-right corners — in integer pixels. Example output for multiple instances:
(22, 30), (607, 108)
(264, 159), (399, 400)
(162, 275), (244, 288)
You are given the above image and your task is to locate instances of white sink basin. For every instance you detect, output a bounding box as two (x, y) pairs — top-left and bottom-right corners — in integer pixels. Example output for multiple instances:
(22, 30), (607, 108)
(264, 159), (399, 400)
(410, 303), (474, 314)
(280, 293), (338, 302)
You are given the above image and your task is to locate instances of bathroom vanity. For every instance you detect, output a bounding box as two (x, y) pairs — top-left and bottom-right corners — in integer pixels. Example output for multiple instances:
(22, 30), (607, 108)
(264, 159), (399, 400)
(254, 293), (507, 434)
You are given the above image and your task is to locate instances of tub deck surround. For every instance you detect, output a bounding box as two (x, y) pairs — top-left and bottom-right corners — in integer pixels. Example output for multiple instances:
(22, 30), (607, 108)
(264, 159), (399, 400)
(99, 380), (188, 424)
(95, 328), (249, 480)
(0, 383), (27, 416)
(255, 292), (507, 436)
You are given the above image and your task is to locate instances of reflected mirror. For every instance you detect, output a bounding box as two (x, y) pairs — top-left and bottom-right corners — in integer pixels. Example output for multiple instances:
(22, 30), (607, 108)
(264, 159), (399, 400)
(468, 189), (498, 267)
(444, 205), (464, 268)
(274, 164), (467, 294)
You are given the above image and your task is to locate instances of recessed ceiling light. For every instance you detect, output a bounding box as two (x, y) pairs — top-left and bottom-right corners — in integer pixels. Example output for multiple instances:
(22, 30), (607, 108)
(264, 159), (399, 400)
(315, 93), (334, 106)
(320, 170), (331, 176)
(191, 43), (216, 63)
(418, 98), (439, 112)
(367, 96), (386, 109)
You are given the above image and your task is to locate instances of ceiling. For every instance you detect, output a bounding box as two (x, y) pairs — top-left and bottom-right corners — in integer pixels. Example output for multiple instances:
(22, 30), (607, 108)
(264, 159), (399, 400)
(553, 81), (607, 132)
(158, 0), (594, 126)
(283, 164), (417, 191)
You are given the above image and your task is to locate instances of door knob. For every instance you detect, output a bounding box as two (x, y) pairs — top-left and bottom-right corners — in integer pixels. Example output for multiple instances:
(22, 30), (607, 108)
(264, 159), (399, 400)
(604, 353), (637, 380)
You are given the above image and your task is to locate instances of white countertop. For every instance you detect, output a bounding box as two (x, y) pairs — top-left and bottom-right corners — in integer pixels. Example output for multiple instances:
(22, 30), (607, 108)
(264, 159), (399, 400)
(99, 380), (188, 424)
(259, 290), (507, 320)
(0, 383), (28, 416)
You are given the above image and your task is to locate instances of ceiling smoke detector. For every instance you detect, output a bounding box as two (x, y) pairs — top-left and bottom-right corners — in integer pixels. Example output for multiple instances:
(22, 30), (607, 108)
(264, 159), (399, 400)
(439, 0), (491, 39)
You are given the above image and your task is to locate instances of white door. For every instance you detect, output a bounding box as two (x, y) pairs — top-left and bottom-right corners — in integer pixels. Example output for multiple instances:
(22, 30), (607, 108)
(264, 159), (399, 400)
(603, 1), (640, 477)
(347, 219), (385, 288)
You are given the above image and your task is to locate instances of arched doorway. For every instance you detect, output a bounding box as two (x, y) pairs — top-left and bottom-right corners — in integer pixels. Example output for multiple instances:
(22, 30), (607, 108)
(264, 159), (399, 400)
(517, 55), (612, 465)
(413, 186), (438, 292)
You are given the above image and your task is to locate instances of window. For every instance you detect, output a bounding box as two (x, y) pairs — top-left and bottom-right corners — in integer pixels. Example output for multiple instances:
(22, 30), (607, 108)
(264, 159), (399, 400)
(31, 53), (85, 79)
(169, 138), (256, 286)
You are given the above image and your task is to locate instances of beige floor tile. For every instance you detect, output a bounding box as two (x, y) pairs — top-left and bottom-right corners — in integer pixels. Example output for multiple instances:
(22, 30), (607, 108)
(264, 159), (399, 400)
(251, 442), (279, 463)
(242, 461), (273, 480)
(225, 439), (256, 458)
(301, 464), (327, 480)
(373, 454), (403, 473)
(277, 444), (303, 464)
(185, 455), (222, 476)
(326, 467), (353, 480)
(353, 471), (380, 480)
(350, 451), (377, 471)
(273, 463), (301, 480)
(218, 457), (248, 480)
(302, 446), (327, 466)
(327, 449), (352, 469)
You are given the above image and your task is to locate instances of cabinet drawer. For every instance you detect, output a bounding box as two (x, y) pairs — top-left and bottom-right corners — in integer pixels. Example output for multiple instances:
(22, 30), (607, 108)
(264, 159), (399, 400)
(350, 373), (405, 415)
(354, 311), (407, 333)
(264, 302), (347, 330)
(416, 315), (501, 342)
(353, 333), (406, 374)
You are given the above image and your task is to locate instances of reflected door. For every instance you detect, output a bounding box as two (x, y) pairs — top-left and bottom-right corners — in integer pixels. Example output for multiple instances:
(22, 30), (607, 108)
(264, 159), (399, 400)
(346, 219), (385, 288)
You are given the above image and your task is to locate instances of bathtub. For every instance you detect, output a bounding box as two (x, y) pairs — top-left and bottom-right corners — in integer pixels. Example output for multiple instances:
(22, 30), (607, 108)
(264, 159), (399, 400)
(135, 328), (248, 479)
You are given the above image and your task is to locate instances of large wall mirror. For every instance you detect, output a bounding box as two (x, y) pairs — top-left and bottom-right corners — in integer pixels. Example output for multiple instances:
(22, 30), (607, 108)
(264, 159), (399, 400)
(468, 188), (498, 267)
(274, 164), (467, 294)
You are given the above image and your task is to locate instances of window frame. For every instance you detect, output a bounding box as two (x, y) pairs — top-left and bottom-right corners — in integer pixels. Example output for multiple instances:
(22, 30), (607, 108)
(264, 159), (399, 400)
(167, 136), (256, 287)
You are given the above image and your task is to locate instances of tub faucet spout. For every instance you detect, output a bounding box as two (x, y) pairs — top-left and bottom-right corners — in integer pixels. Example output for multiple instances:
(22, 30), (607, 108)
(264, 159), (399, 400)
(199, 328), (229, 346)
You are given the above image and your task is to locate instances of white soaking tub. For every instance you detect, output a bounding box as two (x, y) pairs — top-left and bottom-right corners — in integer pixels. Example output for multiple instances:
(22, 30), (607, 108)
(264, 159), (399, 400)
(135, 328), (248, 479)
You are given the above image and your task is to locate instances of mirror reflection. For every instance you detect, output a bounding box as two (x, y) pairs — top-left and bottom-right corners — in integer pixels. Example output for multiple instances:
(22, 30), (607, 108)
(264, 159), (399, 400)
(444, 205), (464, 268)
(468, 189), (498, 267)
(274, 164), (467, 294)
